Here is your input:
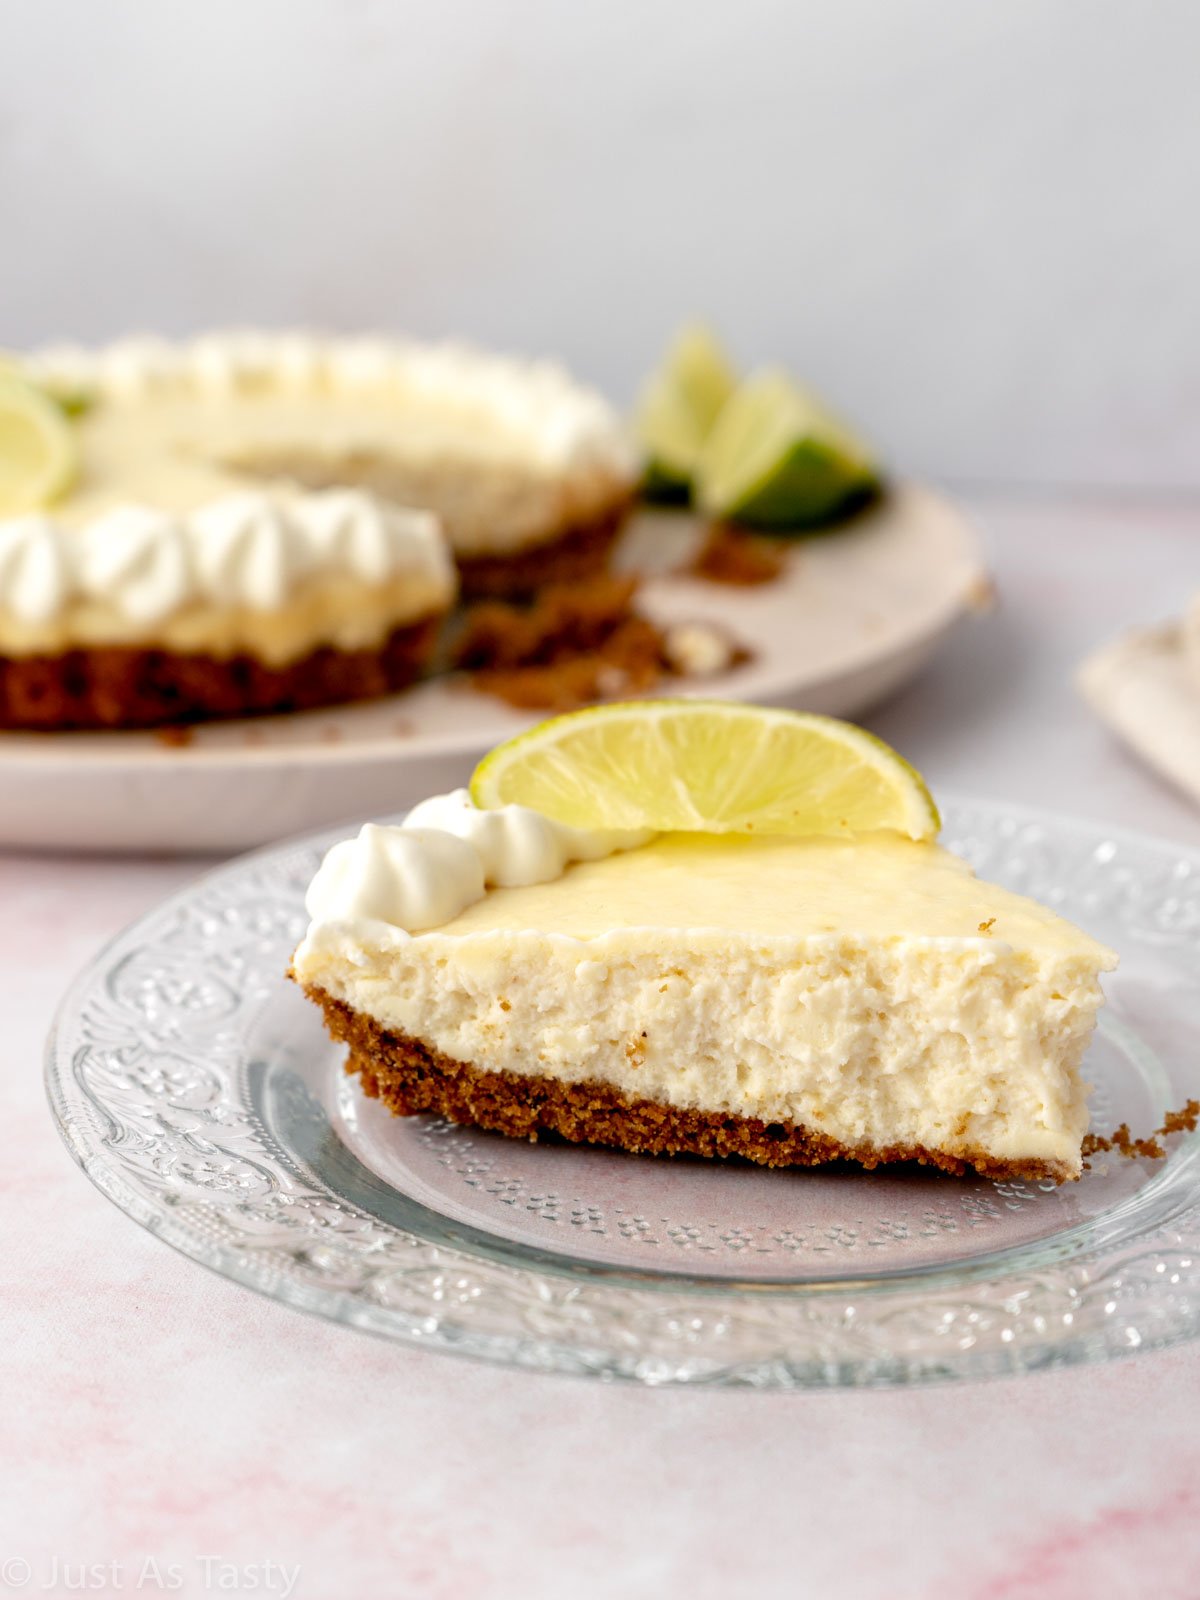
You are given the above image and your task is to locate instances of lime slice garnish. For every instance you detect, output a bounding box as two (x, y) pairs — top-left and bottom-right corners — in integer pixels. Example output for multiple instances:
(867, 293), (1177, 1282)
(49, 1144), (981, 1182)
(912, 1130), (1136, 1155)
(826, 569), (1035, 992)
(0, 355), (94, 418)
(697, 368), (878, 529)
(0, 373), (78, 514)
(470, 699), (940, 839)
(636, 325), (737, 495)
(49, 388), (94, 419)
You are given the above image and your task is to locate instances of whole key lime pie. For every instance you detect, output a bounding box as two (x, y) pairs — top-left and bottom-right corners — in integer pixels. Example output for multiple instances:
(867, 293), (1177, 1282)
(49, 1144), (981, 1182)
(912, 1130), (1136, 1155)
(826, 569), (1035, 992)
(293, 702), (1117, 1183)
(0, 333), (636, 729)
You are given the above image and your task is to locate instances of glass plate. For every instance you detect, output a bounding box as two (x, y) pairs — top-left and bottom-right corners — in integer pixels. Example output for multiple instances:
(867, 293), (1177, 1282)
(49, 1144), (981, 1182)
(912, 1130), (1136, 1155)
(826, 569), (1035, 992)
(45, 799), (1200, 1388)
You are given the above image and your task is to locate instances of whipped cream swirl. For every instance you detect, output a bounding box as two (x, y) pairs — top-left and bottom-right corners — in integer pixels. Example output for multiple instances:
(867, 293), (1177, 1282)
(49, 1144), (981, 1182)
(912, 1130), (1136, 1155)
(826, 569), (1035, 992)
(302, 789), (652, 935)
(0, 517), (72, 625)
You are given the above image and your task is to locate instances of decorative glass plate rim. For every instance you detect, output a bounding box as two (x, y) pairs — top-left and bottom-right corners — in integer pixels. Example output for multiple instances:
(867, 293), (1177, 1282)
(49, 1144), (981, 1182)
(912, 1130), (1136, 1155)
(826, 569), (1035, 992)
(44, 795), (1200, 1389)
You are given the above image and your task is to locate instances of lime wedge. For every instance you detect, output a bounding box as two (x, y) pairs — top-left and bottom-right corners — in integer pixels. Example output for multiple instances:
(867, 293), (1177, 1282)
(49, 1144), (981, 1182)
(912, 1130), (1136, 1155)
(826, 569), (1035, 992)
(636, 325), (737, 496)
(470, 699), (939, 839)
(0, 374), (78, 515)
(697, 369), (878, 529)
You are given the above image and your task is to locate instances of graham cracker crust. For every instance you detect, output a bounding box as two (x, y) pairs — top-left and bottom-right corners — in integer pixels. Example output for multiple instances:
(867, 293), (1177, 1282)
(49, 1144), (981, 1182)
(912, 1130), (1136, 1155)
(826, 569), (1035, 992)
(456, 502), (630, 601)
(0, 614), (442, 731)
(454, 574), (684, 712)
(302, 985), (1073, 1183)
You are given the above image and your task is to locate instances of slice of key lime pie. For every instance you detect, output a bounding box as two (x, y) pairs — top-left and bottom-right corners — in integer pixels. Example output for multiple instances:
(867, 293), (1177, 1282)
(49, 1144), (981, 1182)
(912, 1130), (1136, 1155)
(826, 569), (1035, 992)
(292, 702), (1117, 1182)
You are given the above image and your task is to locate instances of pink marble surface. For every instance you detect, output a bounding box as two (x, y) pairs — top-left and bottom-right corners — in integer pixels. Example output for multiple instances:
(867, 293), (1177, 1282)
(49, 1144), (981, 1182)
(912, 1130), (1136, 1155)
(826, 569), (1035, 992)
(3, 496), (1200, 1600)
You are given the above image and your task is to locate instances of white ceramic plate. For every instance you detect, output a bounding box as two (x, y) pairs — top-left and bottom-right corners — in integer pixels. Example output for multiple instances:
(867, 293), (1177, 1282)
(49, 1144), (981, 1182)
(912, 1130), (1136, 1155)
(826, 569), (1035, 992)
(1, 482), (986, 853)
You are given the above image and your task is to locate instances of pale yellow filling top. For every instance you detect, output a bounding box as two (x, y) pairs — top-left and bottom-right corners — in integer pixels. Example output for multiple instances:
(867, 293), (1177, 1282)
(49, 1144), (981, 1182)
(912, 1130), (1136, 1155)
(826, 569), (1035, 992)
(59, 391), (566, 532)
(430, 833), (1116, 960)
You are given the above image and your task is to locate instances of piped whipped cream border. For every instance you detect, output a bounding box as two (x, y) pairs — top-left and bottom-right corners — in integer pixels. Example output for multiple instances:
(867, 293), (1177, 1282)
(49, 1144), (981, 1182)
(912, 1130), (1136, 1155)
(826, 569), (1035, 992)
(22, 331), (638, 476)
(0, 489), (454, 627)
(297, 789), (653, 946)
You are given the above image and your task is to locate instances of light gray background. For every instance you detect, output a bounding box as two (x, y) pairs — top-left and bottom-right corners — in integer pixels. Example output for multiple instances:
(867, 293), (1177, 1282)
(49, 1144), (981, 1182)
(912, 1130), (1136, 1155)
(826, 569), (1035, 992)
(2, 0), (1198, 489)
